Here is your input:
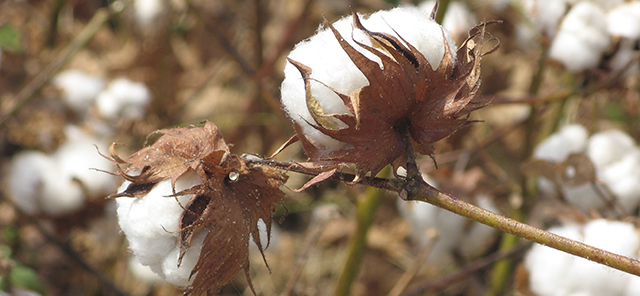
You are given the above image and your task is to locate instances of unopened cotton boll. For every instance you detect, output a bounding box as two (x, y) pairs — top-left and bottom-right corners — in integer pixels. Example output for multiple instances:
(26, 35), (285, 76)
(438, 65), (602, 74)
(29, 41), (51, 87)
(116, 171), (204, 287)
(96, 78), (150, 120)
(281, 7), (457, 151)
(525, 219), (640, 296)
(548, 1), (610, 72)
(53, 69), (105, 114)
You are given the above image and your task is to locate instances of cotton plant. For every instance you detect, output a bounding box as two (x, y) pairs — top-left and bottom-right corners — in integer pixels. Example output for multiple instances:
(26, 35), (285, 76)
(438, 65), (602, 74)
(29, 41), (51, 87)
(532, 124), (640, 214)
(111, 6), (499, 295)
(53, 69), (106, 115)
(524, 219), (640, 296)
(95, 77), (150, 121)
(4, 125), (114, 216)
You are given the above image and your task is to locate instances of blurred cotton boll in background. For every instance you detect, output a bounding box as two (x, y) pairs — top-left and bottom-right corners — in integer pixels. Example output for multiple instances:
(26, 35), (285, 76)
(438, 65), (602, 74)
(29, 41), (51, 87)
(4, 125), (115, 216)
(533, 124), (640, 214)
(524, 219), (640, 296)
(133, 0), (165, 28)
(53, 69), (105, 115)
(116, 171), (205, 287)
(548, 1), (610, 72)
(96, 77), (151, 120)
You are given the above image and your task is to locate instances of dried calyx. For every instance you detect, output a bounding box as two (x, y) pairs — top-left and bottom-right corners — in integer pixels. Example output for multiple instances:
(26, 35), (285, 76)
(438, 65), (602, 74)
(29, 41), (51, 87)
(109, 121), (287, 295)
(282, 9), (499, 181)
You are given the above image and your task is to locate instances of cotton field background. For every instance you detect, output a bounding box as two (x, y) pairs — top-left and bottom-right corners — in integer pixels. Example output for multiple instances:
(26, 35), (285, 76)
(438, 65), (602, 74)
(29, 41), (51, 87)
(1, 0), (640, 295)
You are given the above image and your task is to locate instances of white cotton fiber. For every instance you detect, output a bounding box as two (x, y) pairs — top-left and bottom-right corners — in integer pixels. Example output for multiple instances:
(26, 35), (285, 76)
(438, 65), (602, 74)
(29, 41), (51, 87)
(54, 125), (115, 195)
(281, 7), (456, 151)
(116, 171), (204, 287)
(53, 69), (105, 114)
(134, 0), (165, 27)
(533, 124), (589, 162)
(587, 130), (636, 169)
(607, 2), (640, 39)
(96, 77), (150, 120)
(6, 151), (85, 216)
(548, 1), (610, 72)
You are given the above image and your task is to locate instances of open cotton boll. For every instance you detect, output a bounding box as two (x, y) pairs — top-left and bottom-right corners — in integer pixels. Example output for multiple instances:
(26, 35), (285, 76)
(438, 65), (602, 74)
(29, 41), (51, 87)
(127, 256), (164, 285)
(526, 219), (640, 296)
(116, 171), (204, 287)
(598, 148), (640, 210)
(548, 1), (610, 72)
(96, 77), (150, 120)
(587, 129), (637, 169)
(533, 124), (588, 162)
(418, 1), (477, 40)
(281, 6), (456, 151)
(607, 2), (640, 39)
(53, 125), (115, 195)
(6, 151), (85, 216)
(53, 69), (105, 115)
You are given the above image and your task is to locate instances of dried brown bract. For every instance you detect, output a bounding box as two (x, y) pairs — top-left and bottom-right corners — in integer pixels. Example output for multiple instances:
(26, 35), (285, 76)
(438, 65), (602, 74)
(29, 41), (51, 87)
(110, 121), (288, 295)
(285, 11), (499, 181)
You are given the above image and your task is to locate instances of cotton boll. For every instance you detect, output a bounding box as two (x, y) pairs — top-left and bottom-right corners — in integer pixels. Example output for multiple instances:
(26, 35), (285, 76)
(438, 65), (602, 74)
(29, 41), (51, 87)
(6, 152), (58, 215)
(96, 78), (150, 120)
(524, 223), (583, 296)
(160, 230), (206, 287)
(525, 220), (640, 296)
(116, 171), (203, 284)
(607, 2), (640, 39)
(53, 69), (105, 115)
(531, 0), (572, 38)
(281, 7), (457, 151)
(561, 183), (603, 211)
(548, 1), (610, 72)
(587, 129), (636, 169)
(133, 0), (165, 27)
(533, 124), (589, 162)
(599, 148), (640, 210)
(127, 256), (164, 284)
(6, 151), (85, 215)
(53, 125), (115, 195)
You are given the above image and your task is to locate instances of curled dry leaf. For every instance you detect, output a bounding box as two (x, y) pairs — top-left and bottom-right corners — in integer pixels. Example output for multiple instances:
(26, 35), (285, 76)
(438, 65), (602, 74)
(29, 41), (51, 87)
(109, 121), (288, 295)
(286, 11), (499, 181)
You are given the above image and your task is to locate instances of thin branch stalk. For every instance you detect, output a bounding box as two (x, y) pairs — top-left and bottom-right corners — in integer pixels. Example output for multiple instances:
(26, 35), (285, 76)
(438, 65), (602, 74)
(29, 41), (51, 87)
(243, 155), (640, 277)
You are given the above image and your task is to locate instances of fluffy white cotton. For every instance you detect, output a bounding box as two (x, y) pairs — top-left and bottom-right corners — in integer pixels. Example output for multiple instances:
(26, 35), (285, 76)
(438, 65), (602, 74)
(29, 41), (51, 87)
(134, 0), (165, 27)
(6, 151), (84, 216)
(533, 124), (589, 162)
(116, 171), (204, 287)
(54, 125), (115, 195)
(607, 2), (640, 39)
(53, 69), (105, 114)
(127, 256), (164, 284)
(281, 7), (456, 151)
(418, 1), (477, 39)
(96, 77), (150, 120)
(548, 1), (610, 72)
(525, 219), (640, 296)
(534, 125), (640, 213)
(397, 177), (498, 268)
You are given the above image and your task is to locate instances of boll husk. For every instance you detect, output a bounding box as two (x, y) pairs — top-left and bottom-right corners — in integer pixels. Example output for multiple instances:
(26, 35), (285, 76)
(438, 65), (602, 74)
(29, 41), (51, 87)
(280, 7), (497, 179)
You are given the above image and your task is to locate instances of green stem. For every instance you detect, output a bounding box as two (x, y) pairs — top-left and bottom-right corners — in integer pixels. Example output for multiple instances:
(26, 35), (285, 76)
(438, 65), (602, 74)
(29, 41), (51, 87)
(434, 0), (451, 25)
(334, 178), (387, 296)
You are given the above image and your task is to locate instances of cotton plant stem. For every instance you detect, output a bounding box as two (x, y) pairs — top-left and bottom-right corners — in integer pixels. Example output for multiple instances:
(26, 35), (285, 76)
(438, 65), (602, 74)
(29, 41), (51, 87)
(434, 0), (451, 25)
(334, 179), (387, 296)
(403, 179), (640, 276)
(243, 155), (640, 277)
